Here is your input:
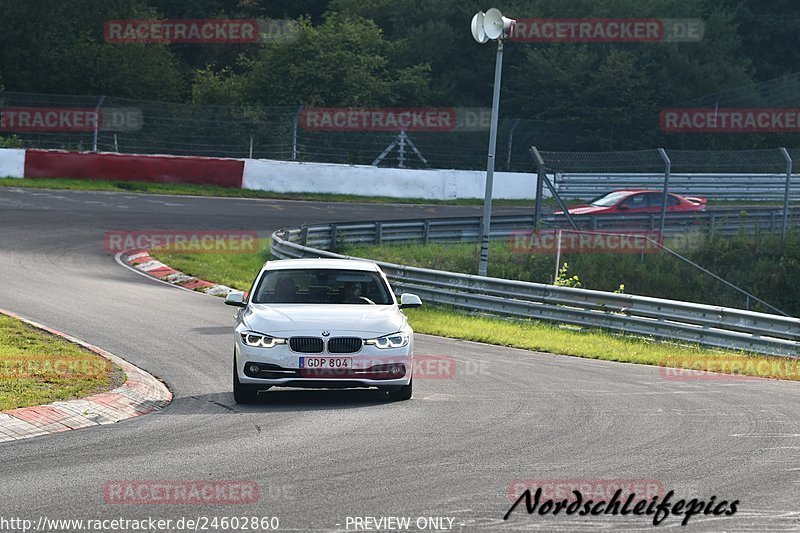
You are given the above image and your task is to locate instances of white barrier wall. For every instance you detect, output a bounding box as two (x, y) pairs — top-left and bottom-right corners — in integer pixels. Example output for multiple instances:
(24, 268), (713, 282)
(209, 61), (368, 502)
(242, 159), (549, 200)
(0, 149), (25, 178)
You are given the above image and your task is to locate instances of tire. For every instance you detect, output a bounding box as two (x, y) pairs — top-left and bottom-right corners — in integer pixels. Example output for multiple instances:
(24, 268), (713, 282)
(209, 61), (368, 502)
(233, 359), (260, 404)
(387, 378), (413, 401)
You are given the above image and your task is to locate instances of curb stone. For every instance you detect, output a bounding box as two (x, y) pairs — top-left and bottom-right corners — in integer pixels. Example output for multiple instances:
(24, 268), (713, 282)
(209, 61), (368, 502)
(0, 309), (172, 443)
(122, 250), (235, 297)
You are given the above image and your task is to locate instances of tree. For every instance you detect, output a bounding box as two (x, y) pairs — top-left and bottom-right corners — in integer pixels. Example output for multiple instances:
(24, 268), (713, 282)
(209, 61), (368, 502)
(0, 0), (183, 99)
(242, 14), (431, 106)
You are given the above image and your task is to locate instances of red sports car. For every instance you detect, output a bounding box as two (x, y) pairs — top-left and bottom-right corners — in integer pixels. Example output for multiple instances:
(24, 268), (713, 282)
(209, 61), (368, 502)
(555, 190), (707, 215)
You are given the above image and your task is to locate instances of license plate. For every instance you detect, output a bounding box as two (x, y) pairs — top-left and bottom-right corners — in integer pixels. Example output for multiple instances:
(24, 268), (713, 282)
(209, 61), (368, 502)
(299, 357), (352, 369)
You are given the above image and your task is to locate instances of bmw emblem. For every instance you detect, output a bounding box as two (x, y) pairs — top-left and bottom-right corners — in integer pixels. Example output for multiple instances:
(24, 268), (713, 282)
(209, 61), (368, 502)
(321, 331), (331, 337)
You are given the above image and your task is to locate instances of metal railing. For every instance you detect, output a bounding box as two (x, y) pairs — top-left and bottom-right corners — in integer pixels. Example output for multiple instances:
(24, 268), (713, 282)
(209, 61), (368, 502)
(553, 173), (800, 202)
(270, 217), (800, 357)
(289, 210), (800, 250)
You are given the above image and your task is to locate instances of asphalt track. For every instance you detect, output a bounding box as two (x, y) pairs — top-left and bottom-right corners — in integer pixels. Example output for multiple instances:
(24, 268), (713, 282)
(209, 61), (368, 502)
(1, 187), (800, 532)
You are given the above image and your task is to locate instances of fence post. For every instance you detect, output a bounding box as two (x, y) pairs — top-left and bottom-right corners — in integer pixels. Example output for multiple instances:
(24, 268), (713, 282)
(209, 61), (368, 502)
(291, 105), (303, 160)
(329, 224), (338, 252)
(249, 136), (254, 159)
(92, 95), (106, 152)
(505, 118), (521, 170)
(398, 130), (406, 168)
(657, 148), (672, 237)
(531, 146), (546, 229)
(779, 147), (792, 240)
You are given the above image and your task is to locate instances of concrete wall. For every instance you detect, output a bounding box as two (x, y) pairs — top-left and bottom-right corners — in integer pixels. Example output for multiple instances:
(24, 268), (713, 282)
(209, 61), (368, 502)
(242, 159), (546, 200)
(0, 148), (25, 178)
(0, 148), (547, 200)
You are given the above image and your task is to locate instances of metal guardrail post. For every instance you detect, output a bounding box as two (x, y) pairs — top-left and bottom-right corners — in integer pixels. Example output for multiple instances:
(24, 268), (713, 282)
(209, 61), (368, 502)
(329, 224), (338, 253)
(300, 226), (308, 246)
(423, 220), (430, 245)
(658, 148), (671, 237)
(375, 222), (383, 245)
(780, 147), (792, 240)
(531, 146), (546, 228)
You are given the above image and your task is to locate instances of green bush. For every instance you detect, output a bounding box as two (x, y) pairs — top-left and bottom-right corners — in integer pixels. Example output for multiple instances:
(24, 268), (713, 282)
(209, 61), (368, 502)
(0, 134), (22, 148)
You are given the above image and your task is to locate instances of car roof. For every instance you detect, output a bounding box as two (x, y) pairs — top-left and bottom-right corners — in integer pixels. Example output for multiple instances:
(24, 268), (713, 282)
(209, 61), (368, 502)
(609, 189), (672, 195)
(262, 258), (381, 273)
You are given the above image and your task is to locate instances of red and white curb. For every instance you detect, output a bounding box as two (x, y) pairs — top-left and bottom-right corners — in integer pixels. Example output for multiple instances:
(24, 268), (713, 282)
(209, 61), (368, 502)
(120, 250), (235, 296)
(0, 309), (172, 443)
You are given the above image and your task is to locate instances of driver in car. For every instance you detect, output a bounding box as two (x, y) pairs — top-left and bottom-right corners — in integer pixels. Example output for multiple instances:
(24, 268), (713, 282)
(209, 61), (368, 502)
(341, 281), (370, 304)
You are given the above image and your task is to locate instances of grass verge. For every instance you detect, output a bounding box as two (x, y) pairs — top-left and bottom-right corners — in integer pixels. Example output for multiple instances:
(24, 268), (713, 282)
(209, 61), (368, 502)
(152, 239), (270, 290)
(148, 246), (799, 382)
(0, 177), (541, 206)
(0, 314), (124, 411)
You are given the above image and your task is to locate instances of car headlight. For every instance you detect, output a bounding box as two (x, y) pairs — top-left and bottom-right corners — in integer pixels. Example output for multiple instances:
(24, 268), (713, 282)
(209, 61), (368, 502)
(240, 331), (287, 348)
(365, 333), (409, 349)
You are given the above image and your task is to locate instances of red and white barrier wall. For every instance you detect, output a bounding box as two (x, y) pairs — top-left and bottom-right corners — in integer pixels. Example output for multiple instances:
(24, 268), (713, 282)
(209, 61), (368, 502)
(0, 148), (547, 200)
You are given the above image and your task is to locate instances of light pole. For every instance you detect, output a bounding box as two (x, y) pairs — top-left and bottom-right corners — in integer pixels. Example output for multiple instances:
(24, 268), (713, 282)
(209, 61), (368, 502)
(472, 8), (515, 276)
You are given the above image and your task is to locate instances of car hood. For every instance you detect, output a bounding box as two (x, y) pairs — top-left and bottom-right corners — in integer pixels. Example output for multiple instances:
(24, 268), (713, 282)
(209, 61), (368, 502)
(242, 304), (406, 336)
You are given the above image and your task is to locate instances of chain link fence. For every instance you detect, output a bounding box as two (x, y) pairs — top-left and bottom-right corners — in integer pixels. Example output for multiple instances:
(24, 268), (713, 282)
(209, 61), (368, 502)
(3, 90), (800, 178)
(0, 91), (577, 170)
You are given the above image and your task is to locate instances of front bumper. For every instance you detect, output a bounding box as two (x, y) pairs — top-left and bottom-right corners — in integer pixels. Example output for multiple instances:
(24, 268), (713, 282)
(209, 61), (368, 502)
(234, 339), (413, 387)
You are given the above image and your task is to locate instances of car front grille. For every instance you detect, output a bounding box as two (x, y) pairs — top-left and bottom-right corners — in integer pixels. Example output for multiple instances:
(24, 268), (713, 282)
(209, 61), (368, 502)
(327, 337), (363, 354)
(289, 337), (324, 353)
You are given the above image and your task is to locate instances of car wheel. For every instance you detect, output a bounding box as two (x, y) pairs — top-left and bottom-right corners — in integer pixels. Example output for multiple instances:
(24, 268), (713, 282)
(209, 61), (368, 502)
(233, 359), (260, 404)
(386, 378), (412, 401)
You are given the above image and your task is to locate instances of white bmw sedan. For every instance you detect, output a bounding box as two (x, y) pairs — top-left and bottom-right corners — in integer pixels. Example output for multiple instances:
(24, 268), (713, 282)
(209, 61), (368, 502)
(225, 258), (422, 403)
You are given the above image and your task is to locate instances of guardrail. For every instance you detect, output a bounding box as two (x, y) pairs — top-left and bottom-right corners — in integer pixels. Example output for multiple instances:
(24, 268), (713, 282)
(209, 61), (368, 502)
(544, 207), (800, 237)
(271, 217), (800, 358)
(289, 209), (800, 250)
(554, 173), (800, 201)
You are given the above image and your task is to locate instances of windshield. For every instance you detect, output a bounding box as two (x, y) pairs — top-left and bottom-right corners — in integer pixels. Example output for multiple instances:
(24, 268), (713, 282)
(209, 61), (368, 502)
(590, 191), (630, 207)
(251, 269), (393, 305)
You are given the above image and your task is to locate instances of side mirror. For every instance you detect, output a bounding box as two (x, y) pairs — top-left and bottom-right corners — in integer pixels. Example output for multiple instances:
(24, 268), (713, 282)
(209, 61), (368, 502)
(617, 204), (629, 211)
(399, 293), (422, 309)
(224, 291), (247, 307)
